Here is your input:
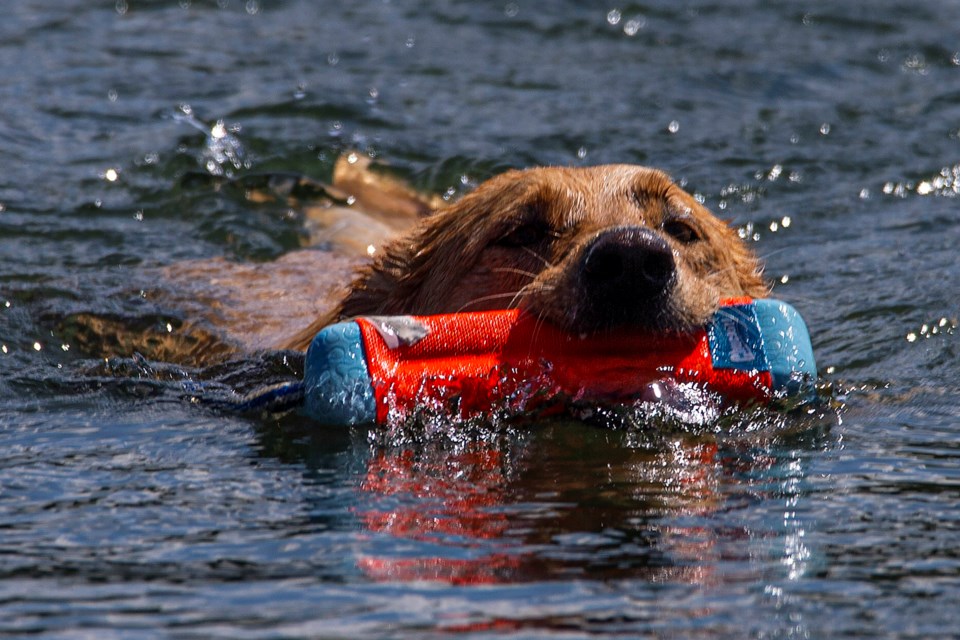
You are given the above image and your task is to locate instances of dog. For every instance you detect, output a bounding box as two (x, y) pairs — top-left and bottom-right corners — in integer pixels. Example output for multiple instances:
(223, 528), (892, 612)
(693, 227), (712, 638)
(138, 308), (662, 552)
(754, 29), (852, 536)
(59, 158), (768, 366)
(284, 162), (768, 351)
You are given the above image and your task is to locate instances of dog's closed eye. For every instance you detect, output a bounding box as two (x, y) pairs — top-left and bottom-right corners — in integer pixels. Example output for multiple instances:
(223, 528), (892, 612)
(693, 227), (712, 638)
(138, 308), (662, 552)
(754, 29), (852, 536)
(495, 201), (554, 248)
(660, 216), (702, 244)
(496, 220), (551, 247)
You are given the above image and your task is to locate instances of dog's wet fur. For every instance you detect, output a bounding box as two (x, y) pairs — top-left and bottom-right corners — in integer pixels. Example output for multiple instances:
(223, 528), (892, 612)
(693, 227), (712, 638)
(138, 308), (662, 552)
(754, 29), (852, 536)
(62, 159), (769, 365)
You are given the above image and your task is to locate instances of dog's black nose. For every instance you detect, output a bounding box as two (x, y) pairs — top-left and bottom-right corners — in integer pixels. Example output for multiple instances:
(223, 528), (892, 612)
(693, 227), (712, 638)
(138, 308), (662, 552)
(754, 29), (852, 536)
(582, 227), (675, 296)
(579, 227), (676, 326)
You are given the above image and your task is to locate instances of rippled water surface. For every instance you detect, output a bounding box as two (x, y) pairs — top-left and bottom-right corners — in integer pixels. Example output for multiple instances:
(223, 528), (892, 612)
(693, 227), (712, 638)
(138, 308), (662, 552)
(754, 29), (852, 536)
(2, 1), (959, 638)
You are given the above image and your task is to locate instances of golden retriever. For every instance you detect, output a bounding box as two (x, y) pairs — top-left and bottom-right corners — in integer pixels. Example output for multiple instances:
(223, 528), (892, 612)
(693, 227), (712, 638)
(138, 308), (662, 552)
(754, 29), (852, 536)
(61, 157), (768, 365)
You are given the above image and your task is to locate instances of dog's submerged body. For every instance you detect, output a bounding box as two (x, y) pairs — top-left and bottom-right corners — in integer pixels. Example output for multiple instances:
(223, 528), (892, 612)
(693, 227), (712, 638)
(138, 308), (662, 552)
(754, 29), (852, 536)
(65, 161), (768, 366)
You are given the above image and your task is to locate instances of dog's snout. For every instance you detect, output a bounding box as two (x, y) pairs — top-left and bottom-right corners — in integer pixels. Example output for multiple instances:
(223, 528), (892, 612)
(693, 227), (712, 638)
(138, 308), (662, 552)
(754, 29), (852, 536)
(573, 227), (678, 330)
(581, 227), (675, 298)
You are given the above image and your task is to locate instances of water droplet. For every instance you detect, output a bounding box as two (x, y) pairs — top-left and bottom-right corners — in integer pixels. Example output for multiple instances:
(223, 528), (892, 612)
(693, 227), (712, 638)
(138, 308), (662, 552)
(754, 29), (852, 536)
(115, 0), (128, 15)
(103, 168), (119, 182)
(210, 121), (227, 140)
(133, 211), (144, 221)
(819, 123), (831, 135)
(327, 52), (340, 66)
(859, 188), (870, 199)
(781, 216), (791, 228)
(245, 0), (260, 15)
(780, 274), (790, 284)
(906, 332), (917, 342)
(577, 146), (587, 159)
(504, 2), (519, 17)
(623, 16), (646, 36)
(606, 9), (621, 25)
(33, 342), (42, 351)
(903, 53), (928, 75)
(108, 89), (118, 102)
(166, 323), (173, 333)
(667, 120), (680, 134)
(61, 344), (70, 352)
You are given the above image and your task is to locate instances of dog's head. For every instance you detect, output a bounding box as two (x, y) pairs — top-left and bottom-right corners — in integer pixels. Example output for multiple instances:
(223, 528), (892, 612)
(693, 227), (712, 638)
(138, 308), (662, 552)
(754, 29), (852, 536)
(337, 165), (768, 334)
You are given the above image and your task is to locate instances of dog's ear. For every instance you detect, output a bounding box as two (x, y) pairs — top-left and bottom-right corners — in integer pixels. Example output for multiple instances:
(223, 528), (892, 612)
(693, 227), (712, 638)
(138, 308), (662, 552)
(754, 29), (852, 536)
(281, 175), (503, 352)
(335, 172), (530, 319)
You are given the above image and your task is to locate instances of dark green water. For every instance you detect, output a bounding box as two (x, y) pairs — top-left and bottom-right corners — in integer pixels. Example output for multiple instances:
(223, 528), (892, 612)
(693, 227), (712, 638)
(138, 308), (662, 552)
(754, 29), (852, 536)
(1, 1), (958, 638)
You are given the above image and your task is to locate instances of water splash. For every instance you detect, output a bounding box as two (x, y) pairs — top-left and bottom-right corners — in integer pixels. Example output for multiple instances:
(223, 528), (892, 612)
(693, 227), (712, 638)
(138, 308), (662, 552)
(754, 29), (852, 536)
(371, 365), (832, 446)
(171, 104), (250, 177)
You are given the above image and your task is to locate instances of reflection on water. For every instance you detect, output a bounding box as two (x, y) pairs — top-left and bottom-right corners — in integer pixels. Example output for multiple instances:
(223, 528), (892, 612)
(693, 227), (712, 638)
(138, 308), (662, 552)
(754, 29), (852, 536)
(287, 409), (834, 598)
(230, 409), (832, 636)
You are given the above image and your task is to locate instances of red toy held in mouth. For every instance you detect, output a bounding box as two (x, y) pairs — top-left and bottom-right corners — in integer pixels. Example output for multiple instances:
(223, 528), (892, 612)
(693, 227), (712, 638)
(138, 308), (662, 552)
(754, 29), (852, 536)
(301, 298), (817, 425)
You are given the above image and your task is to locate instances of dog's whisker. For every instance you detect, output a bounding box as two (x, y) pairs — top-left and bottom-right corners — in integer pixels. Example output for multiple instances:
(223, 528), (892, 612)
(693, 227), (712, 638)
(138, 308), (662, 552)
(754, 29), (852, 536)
(454, 291), (526, 313)
(492, 267), (540, 280)
(756, 246), (796, 261)
(521, 246), (553, 269)
(509, 282), (554, 309)
(531, 310), (550, 346)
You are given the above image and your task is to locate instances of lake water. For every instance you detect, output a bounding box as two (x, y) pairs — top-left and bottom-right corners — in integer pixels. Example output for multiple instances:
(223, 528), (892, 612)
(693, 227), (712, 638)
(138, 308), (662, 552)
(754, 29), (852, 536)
(2, 1), (959, 638)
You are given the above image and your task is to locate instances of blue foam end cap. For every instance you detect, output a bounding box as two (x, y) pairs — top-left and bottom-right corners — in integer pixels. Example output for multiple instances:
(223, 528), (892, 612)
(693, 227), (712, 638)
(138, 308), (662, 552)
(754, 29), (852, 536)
(708, 299), (817, 395)
(752, 298), (817, 393)
(302, 321), (377, 425)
